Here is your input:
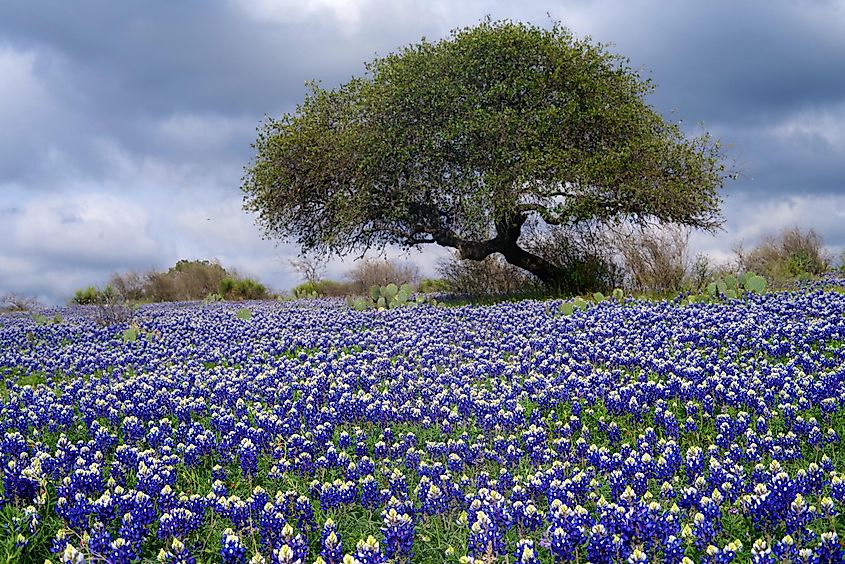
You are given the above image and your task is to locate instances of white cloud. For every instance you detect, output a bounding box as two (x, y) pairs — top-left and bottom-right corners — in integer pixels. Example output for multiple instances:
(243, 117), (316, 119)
(0, 47), (51, 131)
(690, 193), (845, 265)
(231, 0), (372, 31)
(768, 102), (845, 153)
(13, 193), (160, 266)
(152, 112), (255, 154)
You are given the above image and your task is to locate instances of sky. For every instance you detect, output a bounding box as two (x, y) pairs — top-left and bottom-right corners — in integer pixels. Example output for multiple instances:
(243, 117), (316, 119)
(1, 0), (844, 303)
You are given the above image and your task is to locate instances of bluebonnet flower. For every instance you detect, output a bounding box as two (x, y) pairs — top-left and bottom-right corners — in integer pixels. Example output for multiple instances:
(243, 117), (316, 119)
(238, 437), (259, 478)
(277, 523), (308, 562)
(221, 528), (247, 564)
(468, 511), (505, 559)
(817, 531), (844, 563)
(513, 539), (540, 564)
(381, 507), (414, 560)
(351, 536), (387, 564)
(318, 519), (343, 564)
(59, 543), (86, 564)
(157, 538), (196, 564)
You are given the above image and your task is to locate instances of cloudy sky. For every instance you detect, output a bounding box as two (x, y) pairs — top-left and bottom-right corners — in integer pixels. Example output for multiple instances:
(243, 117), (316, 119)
(1, 0), (844, 303)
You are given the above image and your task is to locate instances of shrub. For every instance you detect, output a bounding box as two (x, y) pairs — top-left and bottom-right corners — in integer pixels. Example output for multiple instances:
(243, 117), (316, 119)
(148, 260), (230, 301)
(218, 277), (237, 297)
(736, 227), (831, 285)
(110, 271), (148, 302)
(612, 225), (691, 293)
(418, 278), (451, 294)
(314, 279), (356, 297)
(72, 286), (103, 305)
(75, 260), (272, 304)
(346, 259), (419, 294)
(437, 253), (537, 296)
(291, 279), (356, 298)
(1, 292), (40, 312)
(234, 279), (269, 300)
(292, 281), (318, 298)
(221, 278), (269, 301)
(523, 225), (624, 294)
(70, 284), (134, 326)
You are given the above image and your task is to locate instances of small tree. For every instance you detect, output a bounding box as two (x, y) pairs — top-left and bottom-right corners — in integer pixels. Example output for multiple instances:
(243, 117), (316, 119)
(243, 20), (728, 292)
(289, 255), (325, 284)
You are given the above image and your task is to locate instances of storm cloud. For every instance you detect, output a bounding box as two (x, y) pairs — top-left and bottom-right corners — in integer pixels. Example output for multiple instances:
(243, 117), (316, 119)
(1, 0), (844, 303)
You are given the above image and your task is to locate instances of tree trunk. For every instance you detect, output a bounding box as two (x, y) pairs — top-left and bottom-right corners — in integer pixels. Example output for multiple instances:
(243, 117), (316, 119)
(434, 213), (576, 292)
(497, 242), (572, 290)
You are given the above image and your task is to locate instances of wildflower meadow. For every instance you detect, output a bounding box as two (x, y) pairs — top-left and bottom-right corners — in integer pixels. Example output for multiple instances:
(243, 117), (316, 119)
(3, 284), (845, 563)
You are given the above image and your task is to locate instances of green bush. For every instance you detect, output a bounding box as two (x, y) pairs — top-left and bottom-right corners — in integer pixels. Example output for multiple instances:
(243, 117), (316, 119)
(218, 277), (237, 297)
(737, 227), (831, 287)
(418, 278), (451, 293)
(72, 286), (105, 305)
(314, 279), (356, 297)
(293, 281), (319, 298)
(222, 278), (269, 300)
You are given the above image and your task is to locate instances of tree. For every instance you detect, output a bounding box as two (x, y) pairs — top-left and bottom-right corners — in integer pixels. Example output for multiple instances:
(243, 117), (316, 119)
(289, 254), (325, 284)
(242, 20), (728, 290)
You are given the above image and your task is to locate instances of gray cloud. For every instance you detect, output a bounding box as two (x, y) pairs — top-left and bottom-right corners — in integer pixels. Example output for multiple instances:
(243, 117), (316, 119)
(1, 0), (844, 303)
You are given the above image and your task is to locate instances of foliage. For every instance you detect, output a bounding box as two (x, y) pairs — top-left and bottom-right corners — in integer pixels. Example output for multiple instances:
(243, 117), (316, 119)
(235, 307), (253, 320)
(557, 293), (600, 316)
(242, 19), (728, 291)
(121, 323), (139, 343)
(31, 313), (62, 326)
(69, 285), (136, 326)
(683, 271), (768, 303)
(292, 281), (320, 299)
(146, 259), (231, 301)
(71, 285), (104, 305)
(203, 293), (225, 304)
(86, 261), (271, 304)
(736, 227), (831, 286)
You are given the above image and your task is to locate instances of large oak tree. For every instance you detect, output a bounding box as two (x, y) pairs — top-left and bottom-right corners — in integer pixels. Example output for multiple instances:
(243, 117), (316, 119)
(242, 20), (728, 290)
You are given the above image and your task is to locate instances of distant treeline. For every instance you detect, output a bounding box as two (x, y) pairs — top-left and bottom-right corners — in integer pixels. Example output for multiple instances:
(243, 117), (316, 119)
(71, 260), (269, 305)
(34, 224), (845, 309)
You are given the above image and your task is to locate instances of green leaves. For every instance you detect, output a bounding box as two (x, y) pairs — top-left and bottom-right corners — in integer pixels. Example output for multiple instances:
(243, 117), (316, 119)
(558, 302), (576, 316)
(236, 308), (253, 321)
(694, 271), (767, 304)
(744, 274), (767, 294)
(122, 327), (138, 343)
(349, 283), (434, 311)
(31, 313), (62, 326)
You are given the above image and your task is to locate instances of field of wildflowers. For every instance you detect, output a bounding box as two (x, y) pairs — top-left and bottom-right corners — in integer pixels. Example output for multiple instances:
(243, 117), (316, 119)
(2, 285), (845, 563)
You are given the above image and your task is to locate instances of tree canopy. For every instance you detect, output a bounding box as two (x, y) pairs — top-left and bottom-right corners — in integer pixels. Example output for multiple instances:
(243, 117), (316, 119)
(242, 20), (728, 289)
